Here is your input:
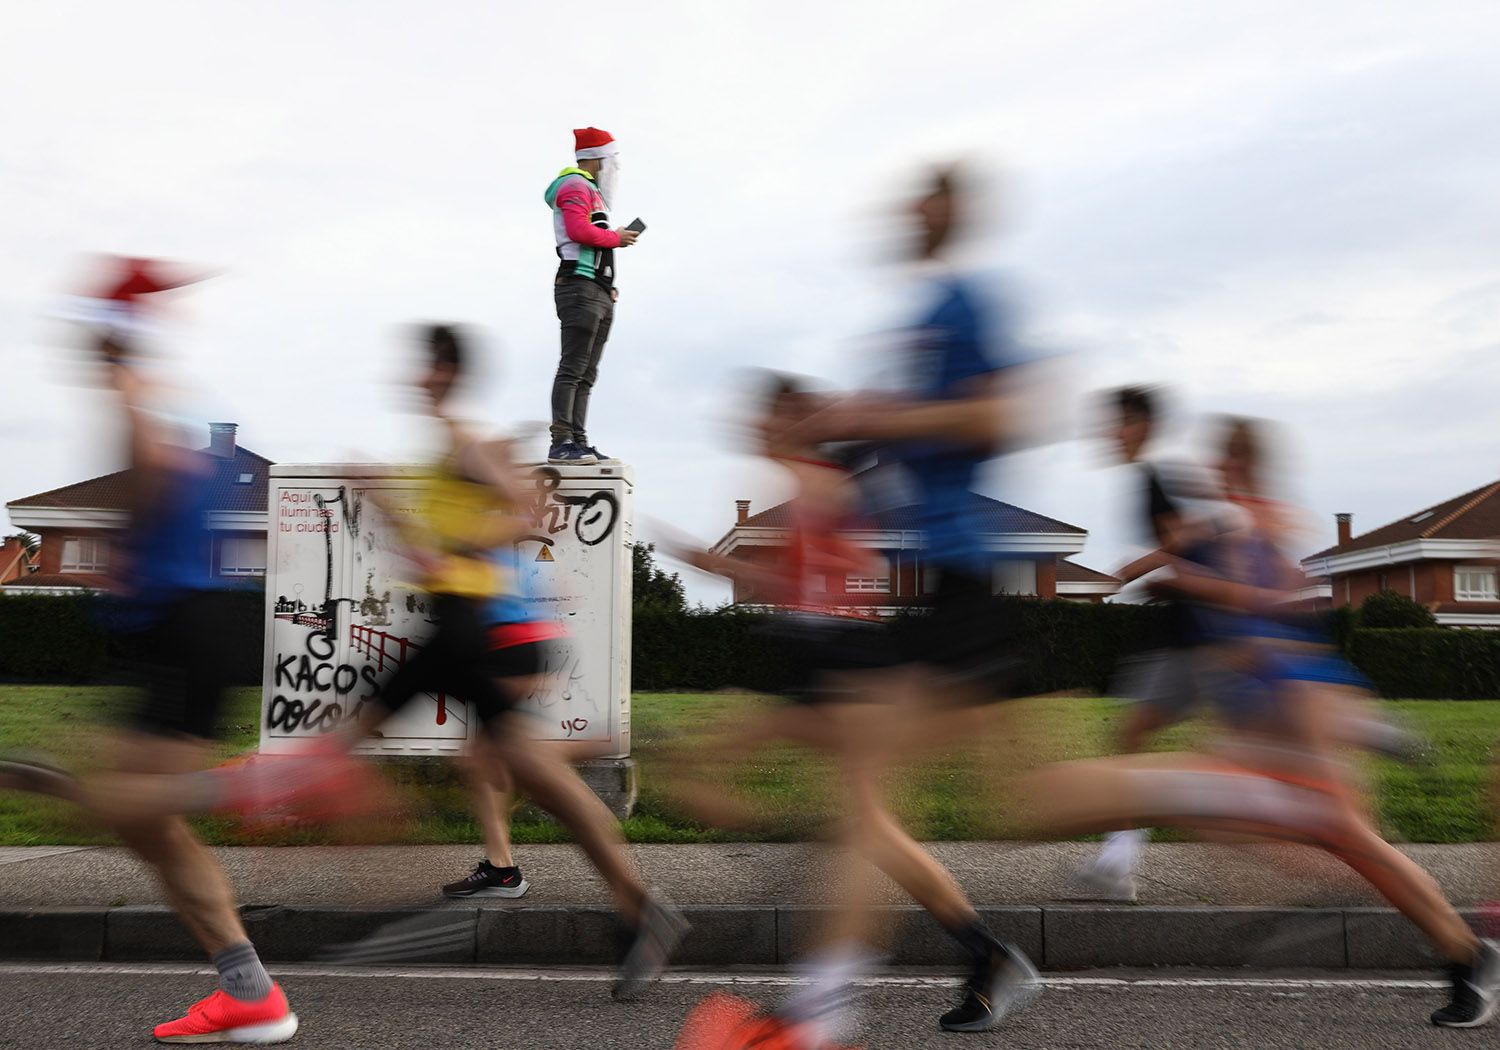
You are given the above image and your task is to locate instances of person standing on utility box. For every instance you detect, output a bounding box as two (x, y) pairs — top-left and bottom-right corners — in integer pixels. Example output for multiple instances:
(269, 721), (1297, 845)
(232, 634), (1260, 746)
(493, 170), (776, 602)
(546, 126), (638, 465)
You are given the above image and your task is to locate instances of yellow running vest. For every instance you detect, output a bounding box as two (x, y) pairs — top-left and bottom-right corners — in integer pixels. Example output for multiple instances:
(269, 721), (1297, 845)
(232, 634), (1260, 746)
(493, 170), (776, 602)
(413, 466), (515, 599)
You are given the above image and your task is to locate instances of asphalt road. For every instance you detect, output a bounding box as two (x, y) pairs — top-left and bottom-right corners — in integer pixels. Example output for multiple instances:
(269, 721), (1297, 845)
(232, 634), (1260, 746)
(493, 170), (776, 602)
(0, 963), (1477, 1049)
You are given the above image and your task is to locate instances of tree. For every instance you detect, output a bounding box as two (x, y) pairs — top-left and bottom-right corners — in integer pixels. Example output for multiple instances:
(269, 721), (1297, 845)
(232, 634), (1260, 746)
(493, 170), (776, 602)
(4, 532), (39, 558)
(1359, 588), (1438, 629)
(632, 543), (686, 613)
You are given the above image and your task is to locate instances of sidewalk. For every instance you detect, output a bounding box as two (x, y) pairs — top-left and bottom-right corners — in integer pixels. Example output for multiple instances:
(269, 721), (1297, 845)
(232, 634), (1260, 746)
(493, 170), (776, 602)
(2, 842), (1495, 969)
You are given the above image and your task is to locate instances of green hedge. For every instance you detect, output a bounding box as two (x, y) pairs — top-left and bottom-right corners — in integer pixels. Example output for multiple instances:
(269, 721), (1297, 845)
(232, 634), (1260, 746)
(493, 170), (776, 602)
(1346, 628), (1500, 700)
(1008, 598), (1168, 694)
(634, 610), (1500, 699)
(631, 600), (1168, 694)
(0, 593), (110, 681)
(11, 592), (1496, 701)
(0, 590), (264, 684)
(632, 607), (793, 692)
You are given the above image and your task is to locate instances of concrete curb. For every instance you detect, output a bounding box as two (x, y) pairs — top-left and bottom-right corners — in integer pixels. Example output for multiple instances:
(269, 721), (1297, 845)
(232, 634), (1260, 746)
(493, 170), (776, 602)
(3, 904), (1485, 969)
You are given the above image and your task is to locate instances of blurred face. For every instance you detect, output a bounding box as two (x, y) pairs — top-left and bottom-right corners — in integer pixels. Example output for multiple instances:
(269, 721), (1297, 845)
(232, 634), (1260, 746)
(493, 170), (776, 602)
(759, 391), (819, 457)
(913, 187), (955, 259)
(419, 361), (457, 407)
(1219, 429), (1256, 491)
(95, 333), (130, 366)
(1113, 409), (1150, 462)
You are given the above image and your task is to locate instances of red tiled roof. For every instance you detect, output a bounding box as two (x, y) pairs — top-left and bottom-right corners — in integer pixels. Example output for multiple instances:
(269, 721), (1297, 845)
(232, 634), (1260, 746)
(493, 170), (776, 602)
(737, 493), (1086, 536)
(7, 446), (273, 515)
(1056, 559), (1119, 585)
(1308, 480), (1500, 559)
(0, 572), (110, 590)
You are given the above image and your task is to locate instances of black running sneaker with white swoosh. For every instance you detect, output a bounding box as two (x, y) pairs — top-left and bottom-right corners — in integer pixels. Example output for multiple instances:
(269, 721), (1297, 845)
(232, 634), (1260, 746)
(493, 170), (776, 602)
(441, 860), (530, 899)
(1433, 939), (1500, 1028)
(939, 940), (1040, 1032)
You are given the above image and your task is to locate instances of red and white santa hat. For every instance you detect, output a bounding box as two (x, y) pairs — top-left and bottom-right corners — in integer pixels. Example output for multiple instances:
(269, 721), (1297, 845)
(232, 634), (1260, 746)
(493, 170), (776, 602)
(573, 127), (619, 160)
(55, 255), (208, 335)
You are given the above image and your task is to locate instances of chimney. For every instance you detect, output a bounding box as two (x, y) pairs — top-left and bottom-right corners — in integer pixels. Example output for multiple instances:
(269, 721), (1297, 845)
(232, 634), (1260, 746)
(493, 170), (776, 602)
(1335, 512), (1352, 546)
(209, 422), (238, 458)
(735, 499), (751, 525)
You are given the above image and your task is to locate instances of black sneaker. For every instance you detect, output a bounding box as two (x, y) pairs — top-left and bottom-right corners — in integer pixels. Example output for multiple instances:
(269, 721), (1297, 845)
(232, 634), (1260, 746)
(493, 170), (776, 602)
(441, 860), (529, 899)
(546, 441), (597, 465)
(1433, 940), (1500, 1027)
(612, 892), (690, 1001)
(939, 941), (1040, 1032)
(581, 444), (616, 463)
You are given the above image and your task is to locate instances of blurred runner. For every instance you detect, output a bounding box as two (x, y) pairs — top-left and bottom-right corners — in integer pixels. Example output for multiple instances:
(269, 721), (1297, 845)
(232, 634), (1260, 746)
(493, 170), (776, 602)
(1072, 397), (1426, 902)
(1020, 416), (1500, 1029)
(1072, 386), (1258, 901)
(662, 374), (893, 1049)
(0, 258), (299, 1044)
(753, 166), (1046, 1037)
(294, 324), (684, 995)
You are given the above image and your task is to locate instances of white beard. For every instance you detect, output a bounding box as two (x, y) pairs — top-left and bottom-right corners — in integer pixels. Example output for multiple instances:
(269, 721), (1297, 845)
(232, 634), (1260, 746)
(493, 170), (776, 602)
(595, 156), (621, 210)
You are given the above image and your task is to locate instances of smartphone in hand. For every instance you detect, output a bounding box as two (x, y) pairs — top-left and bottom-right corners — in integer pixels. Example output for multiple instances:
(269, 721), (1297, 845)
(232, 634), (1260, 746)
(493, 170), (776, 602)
(624, 217), (647, 234)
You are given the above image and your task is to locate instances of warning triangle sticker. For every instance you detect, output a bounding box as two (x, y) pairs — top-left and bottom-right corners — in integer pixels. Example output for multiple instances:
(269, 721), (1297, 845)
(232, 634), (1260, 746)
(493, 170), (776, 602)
(535, 546), (555, 562)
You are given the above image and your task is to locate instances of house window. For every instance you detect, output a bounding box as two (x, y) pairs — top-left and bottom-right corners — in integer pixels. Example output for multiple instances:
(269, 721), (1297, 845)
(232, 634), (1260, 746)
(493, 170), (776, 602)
(993, 559), (1038, 596)
(845, 560), (891, 593)
(60, 537), (108, 573)
(1455, 566), (1498, 602)
(220, 536), (267, 577)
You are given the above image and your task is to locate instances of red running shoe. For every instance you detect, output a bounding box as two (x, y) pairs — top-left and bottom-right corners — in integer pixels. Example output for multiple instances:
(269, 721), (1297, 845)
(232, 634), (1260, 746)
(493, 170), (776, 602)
(674, 993), (861, 1050)
(153, 984), (299, 1044)
(219, 742), (389, 830)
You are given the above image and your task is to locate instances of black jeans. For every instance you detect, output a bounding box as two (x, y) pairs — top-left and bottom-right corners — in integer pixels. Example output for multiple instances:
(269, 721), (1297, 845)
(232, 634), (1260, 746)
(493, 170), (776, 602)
(550, 278), (614, 446)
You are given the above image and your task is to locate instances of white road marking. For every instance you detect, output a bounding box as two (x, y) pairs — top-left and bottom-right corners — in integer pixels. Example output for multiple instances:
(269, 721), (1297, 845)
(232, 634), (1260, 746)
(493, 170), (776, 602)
(0, 962), (1446, 990)
(0, 846), (93, 866)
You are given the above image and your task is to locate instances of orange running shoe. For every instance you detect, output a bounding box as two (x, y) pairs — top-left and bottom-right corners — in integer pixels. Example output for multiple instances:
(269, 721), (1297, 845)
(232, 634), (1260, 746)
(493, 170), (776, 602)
(675, 993), (861, 1050)
(676, 993), (760, 1049)
(219, 742), (390, 831)
(153, 984), (299, 1044)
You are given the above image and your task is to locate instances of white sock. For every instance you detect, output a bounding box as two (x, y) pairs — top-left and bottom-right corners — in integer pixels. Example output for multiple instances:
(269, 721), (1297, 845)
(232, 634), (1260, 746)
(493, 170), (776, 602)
(780, 942), (877, 1046)
(1095, 828), (1146, 878)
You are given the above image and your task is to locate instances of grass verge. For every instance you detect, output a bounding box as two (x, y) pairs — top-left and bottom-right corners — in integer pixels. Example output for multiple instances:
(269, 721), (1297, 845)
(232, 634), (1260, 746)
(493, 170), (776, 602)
(0, 687), (1494, 845)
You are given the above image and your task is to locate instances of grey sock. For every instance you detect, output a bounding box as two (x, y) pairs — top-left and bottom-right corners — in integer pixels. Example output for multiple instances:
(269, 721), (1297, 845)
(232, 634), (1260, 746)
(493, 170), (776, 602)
(212, 941), (274, 1002)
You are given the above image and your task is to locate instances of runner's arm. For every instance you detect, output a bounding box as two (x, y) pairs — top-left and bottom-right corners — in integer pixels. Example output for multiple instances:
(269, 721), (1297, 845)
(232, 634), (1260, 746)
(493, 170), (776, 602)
(791, 370), (1020, 451)
(662, 542), (785, 593)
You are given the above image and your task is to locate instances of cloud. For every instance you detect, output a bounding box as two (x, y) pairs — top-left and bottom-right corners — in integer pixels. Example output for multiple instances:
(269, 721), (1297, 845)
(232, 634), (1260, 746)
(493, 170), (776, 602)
(2, 1), (1499, 604)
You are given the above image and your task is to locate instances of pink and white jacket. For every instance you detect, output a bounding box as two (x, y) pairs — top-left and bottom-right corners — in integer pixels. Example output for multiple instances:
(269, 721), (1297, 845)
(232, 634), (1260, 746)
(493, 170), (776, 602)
(544, 167), (619, 290)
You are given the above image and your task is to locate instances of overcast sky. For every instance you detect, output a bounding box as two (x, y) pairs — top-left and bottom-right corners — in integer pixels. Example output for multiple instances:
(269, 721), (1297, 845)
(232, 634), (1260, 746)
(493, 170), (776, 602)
(4, 2), (1498, 602)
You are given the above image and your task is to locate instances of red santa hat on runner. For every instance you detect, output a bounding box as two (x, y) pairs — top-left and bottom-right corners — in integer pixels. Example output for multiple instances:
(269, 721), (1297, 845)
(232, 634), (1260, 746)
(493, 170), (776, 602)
(56, 255), (209, 337)
(572, 127), (621, 206)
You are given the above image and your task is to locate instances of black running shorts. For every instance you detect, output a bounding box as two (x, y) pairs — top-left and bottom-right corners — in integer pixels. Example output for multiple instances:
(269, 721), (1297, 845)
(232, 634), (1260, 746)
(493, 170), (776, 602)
(378, 595), (517, 727)
(905, 569), (1025, 703)
(126, 589), (240, 740)
(483, 639), (549, 680)
(764, 612), (898, 704)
